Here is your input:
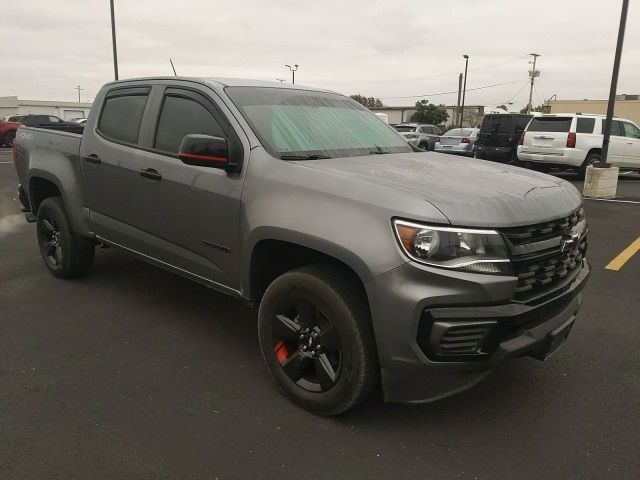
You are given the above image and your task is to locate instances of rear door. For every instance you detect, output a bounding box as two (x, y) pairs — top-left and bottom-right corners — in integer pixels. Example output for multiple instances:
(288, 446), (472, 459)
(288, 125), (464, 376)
(604, 120), (626, 165)
(134, 86), (245, 288)
(621, 121), (640, 169)
(80, 86), (156, 250)
(523, 116), (572, 154)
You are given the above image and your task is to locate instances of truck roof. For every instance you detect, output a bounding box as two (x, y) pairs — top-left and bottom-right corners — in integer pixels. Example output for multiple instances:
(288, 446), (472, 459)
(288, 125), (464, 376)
(103, 76), (335, 93)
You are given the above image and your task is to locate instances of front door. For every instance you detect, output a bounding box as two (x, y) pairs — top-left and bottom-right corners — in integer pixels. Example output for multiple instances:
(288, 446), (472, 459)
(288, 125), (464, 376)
(134, 87), (244, 289)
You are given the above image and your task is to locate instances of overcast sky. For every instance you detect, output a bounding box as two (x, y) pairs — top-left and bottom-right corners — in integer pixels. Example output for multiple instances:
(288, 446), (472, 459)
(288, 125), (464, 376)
(1, 0), (638, 109)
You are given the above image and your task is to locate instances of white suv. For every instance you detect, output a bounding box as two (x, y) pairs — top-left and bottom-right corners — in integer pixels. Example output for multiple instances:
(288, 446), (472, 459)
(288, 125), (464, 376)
(517, 113), (640, 177)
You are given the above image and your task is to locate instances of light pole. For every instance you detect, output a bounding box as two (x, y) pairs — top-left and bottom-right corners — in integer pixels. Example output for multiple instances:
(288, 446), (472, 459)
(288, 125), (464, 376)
(601, 0), (629, 166)
(109, 0), (119, 80)
(285, 64), (298, 84)
(459, 55), (469, 128)
(75, 85), (84, 103)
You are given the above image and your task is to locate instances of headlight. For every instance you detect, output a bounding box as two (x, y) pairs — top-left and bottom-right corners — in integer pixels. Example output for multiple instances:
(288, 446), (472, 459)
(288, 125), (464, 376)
(393, 220), (512, 275)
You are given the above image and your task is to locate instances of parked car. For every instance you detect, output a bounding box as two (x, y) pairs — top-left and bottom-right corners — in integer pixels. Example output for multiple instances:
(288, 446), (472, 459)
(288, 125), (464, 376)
(517, 113), (640, 178)
(434, 127), (480, 156)
(394, 123), (442, 150)
(13, 77), (589, 415)
(475, 114), (532, 163)
(0, 118), (22, 146)
(8, 115), (24, 122)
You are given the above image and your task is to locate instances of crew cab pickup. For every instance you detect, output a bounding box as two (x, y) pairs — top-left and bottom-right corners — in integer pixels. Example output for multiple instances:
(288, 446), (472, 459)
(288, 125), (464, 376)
(13, 77), (590, 415)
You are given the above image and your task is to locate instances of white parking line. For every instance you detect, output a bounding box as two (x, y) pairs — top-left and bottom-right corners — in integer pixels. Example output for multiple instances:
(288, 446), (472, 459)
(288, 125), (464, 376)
(584, 197), (640, 205)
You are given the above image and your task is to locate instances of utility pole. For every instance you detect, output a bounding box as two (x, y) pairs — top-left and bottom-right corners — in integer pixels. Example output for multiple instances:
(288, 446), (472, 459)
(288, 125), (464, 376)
(527, 53), (541, 114)
(109, 0), (119, 80)
(285, 64), (298, 84)
(601, 0), (629, 166)
(455, 73), (462, 126)
(75, 85), (85, 103)
(459, 55), (469, 128)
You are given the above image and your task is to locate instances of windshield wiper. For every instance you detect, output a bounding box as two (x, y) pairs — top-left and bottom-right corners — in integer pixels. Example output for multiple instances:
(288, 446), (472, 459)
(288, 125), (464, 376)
(369, 145), (391, 155)
(280, 154), (332, 160)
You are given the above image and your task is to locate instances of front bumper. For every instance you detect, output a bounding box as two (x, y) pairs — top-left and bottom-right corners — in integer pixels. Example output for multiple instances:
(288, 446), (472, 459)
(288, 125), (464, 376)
(365, 258), (590, 403)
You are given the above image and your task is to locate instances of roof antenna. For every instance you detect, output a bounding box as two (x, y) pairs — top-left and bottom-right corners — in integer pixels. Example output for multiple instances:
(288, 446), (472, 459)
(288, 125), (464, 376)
(169, 58), (177, 76)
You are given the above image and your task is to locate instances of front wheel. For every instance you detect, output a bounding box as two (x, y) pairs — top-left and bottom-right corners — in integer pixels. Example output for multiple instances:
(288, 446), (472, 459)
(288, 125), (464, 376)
(37, 197), (95, 278)
(258, 265), (377, 415)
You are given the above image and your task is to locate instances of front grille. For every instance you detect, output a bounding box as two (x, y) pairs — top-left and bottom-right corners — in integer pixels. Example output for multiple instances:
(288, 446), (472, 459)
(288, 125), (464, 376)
(501, 208), (587, 303)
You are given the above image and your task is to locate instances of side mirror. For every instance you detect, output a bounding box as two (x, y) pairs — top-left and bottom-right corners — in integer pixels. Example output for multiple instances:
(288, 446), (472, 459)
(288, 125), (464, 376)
(178, 134), (231, 169)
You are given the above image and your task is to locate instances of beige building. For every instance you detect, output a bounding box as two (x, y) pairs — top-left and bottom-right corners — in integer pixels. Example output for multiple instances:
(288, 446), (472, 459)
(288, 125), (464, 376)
(549, 95), (640, 124)
(0, 96), (92, 120)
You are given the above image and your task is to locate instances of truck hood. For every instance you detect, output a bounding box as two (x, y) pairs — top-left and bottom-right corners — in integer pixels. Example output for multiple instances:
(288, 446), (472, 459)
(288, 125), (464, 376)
(293, 152), (582, 228)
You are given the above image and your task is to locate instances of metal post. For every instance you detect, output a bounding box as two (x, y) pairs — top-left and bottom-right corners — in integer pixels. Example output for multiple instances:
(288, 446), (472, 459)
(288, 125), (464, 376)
(601, 0), (629, 165)
(170, 58), (177, 76)
(460, 55), (469, 128)
(527, 53), (540, 114)
(285, 64), (298, 84)
(110, 0), (119, 80)
(75, 85), (84, 102)
(455, 73), (462, 126)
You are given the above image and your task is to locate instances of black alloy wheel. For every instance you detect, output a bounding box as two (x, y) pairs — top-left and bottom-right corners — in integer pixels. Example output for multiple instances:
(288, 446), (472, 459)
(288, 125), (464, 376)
(272, 298), (342, 392)
(38, 216), (64, 268)
(258, 265), (377, 415)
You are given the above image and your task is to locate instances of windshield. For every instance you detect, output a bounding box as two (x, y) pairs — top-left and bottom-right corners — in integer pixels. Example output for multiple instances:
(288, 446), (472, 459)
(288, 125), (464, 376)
(226, 87), (411, 159)
(394, 125), (417, 133)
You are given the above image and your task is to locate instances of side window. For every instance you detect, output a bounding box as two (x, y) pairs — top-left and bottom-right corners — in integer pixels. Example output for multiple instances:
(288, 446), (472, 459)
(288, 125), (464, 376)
(98, 92), (149, 144)
(48, 116), (61, 123)
(605, 120), (623, 136)
(154, 95), (225, 154)
(623, 122), (640, 139)
(576, 118), (595, 134)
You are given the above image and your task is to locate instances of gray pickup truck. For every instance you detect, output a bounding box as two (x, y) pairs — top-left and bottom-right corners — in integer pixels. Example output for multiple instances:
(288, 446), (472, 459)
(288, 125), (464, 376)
(13, 77), (589, 415)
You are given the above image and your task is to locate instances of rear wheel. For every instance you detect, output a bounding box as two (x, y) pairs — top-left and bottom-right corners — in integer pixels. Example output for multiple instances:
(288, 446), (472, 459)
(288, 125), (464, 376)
(577, 152), (600, 180)
(258, 265), (377, 415)
(418, 142), (429, 151)
(36, 197), (95, 278)
(2, 130), (16, 147)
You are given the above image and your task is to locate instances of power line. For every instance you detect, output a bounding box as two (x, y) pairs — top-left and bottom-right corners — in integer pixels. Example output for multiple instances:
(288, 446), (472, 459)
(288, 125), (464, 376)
(502, 79), (531, 105)
(379, 81), (517, 100)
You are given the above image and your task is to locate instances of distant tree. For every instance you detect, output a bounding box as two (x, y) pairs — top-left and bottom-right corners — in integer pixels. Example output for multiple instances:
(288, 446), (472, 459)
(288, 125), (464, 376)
(410, 100), (449, 125)
(350, 94), (384, 108)
(520, 104), (545, 114)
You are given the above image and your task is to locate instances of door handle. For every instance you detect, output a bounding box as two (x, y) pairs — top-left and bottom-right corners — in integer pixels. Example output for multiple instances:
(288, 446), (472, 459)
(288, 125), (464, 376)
(140, 168), (162, 181)
(83, 154), (102, 164)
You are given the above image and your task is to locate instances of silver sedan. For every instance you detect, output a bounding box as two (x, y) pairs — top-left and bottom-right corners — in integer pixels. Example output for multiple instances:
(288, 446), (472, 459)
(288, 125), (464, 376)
(434, 128), (480, 157)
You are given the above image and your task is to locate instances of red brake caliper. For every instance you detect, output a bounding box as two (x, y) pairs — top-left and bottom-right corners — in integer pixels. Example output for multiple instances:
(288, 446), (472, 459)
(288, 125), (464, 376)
(274, 340), (289, 364)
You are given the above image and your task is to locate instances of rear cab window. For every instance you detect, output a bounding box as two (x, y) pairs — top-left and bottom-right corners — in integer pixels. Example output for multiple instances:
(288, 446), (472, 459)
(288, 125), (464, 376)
(527, 117), (572, 133)
(97, 87), (150, 144)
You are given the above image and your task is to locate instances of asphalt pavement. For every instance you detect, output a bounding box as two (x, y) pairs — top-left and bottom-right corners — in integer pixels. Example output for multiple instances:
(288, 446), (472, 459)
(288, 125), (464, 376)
(1, 148), (639, 479)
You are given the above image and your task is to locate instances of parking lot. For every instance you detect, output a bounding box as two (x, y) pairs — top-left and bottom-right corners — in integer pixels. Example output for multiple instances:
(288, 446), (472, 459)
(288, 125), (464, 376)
(1, 146), (639, 479)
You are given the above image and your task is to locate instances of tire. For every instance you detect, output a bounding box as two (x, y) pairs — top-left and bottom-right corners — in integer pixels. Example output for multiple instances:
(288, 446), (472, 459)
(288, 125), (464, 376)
(36, 197), (95, 278)
(577, 152), (600, 180)
(2, 130), (16, 147)
(258, 265), (377, 415)
(418, 142), (429, 151)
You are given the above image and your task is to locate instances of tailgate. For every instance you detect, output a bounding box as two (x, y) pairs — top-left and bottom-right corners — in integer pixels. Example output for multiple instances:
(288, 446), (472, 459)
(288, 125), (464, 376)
(523, 117), (572, 153)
